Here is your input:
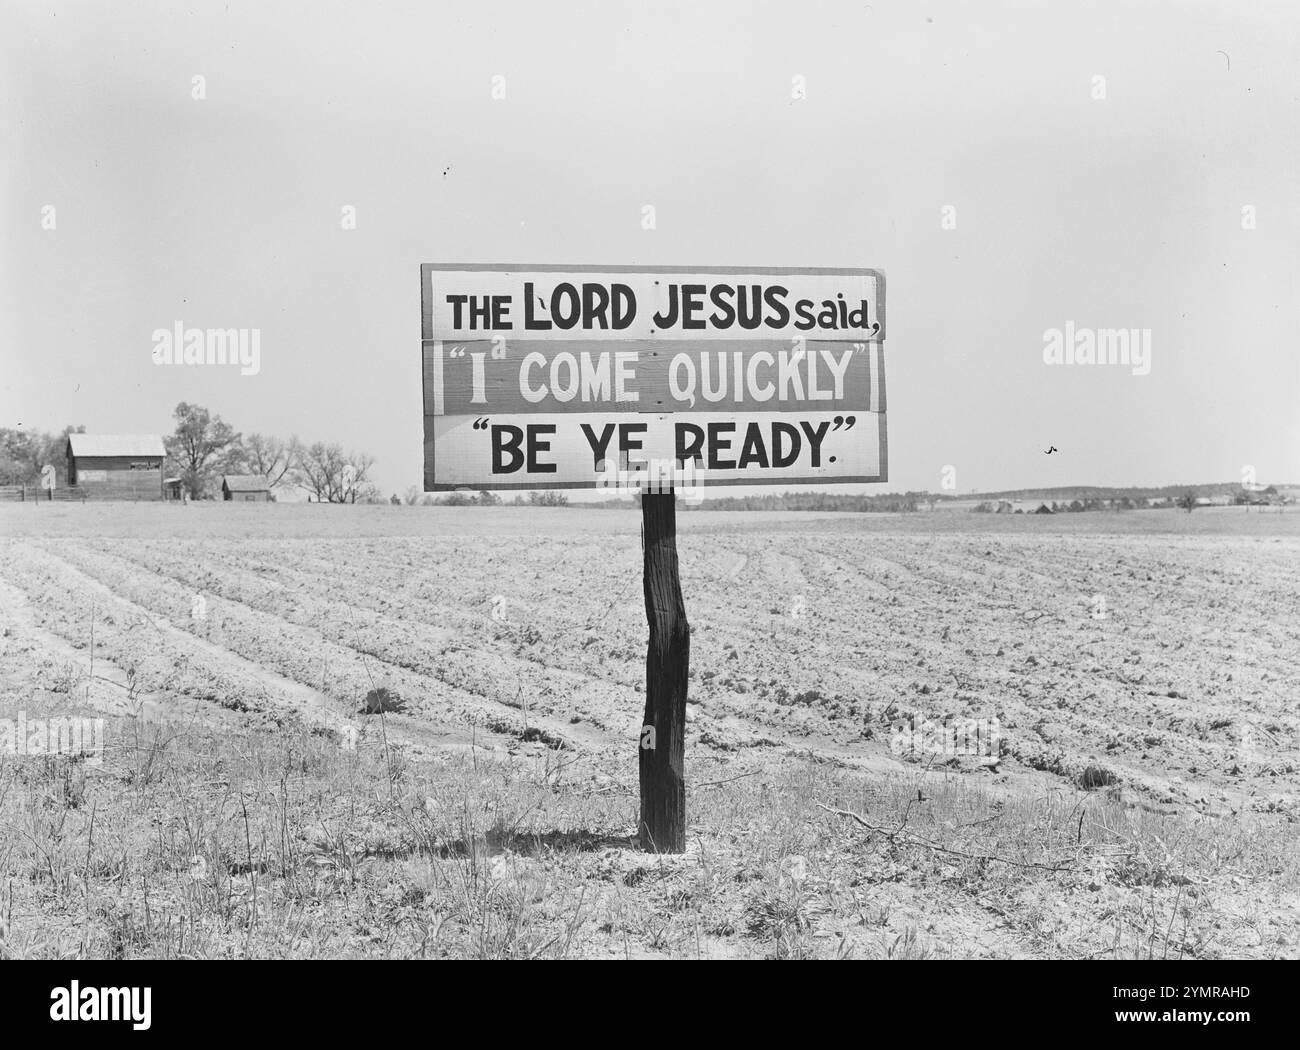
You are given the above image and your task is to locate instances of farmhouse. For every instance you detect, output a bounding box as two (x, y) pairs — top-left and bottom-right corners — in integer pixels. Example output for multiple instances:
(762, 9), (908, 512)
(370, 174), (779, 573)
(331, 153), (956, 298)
(65, 434), (165, 500)
(222, 475), (271, 501)
(1235, 482), (1279, 506)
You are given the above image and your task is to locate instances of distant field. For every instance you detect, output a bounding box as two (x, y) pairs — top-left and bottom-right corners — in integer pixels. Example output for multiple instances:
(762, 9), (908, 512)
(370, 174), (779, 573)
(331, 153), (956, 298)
(1, 503), (1297, 958)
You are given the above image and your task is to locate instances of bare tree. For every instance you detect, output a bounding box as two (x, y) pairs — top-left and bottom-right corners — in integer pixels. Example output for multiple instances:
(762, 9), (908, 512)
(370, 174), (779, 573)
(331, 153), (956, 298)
(342, 451), (377, 504)
(240, 433), (295, 488)
(292, 441), (378, 503)
(293, 441), (345, 502)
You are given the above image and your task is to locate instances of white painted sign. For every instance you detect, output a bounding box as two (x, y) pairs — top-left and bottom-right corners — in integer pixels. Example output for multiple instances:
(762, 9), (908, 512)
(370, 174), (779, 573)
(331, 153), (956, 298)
(421, 264), (887, 491)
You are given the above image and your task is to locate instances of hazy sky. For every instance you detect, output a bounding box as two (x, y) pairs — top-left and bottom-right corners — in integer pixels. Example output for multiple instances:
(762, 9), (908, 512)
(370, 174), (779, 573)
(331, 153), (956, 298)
(2, 0), (1297, 497)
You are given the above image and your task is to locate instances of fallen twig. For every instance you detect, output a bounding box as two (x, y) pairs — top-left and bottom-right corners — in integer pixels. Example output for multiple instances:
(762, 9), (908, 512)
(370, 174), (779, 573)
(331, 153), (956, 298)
(816, 803), (1078, 873)
(697, 771), (762, 790)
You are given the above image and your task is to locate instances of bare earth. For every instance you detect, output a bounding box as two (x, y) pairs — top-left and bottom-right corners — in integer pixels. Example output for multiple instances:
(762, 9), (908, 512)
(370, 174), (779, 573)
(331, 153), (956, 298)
(1, 503), (1296, 959)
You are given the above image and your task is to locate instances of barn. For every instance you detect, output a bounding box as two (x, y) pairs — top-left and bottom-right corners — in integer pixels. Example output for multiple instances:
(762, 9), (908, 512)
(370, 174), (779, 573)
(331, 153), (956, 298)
(65, 434), (166, 500)
(222, 475), (272, 502)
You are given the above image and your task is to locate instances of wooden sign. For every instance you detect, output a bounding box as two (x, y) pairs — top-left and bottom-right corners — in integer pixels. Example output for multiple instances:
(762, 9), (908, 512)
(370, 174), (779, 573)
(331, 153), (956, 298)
(422, 264), (887, 491)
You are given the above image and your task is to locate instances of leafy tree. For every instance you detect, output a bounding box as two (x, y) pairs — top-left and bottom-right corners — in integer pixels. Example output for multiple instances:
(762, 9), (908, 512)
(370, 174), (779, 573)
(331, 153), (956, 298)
(0, 428), (39, 483)
(165, 402), (241, 499)
(0, 424), (84, 484)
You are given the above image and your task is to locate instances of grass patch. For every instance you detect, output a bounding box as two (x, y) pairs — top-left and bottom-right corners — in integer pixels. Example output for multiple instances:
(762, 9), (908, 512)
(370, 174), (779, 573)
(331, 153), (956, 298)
(0, 705), (1296, 959)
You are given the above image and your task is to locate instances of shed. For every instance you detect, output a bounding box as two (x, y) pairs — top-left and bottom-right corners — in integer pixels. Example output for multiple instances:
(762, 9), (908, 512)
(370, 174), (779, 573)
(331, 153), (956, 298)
(65, 434), (166, 500)
(222, 475), (272, 502)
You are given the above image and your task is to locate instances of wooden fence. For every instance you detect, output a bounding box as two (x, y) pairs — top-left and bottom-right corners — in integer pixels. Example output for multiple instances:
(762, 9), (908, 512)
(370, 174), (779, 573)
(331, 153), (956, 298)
(0, 485), (88, 503)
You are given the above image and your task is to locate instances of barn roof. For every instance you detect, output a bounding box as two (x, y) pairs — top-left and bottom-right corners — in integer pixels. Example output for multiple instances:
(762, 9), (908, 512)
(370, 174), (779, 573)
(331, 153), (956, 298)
(222, 474), (270, 492)
(67, 433), (166, 457)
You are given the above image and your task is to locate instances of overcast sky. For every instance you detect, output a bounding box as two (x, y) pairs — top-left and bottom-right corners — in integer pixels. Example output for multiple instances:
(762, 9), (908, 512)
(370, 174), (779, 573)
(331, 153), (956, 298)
(1, 0), (1296, 497)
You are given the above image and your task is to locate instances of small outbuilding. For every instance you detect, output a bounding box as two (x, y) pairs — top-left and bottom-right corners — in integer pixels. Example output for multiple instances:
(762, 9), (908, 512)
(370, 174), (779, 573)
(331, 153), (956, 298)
(222, 475), (272, 502)
(65, 434), (166, 500)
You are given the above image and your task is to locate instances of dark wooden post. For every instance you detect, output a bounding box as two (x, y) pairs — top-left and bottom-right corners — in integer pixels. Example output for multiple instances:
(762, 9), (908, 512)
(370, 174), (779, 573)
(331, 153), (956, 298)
(639, 491), (689, 853)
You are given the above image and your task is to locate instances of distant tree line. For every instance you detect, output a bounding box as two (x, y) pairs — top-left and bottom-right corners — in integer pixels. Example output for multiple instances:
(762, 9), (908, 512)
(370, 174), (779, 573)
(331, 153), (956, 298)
(401, 488), (569, 507)
(955, 482), (1256, 505)
(389, 490), (923, 511)
(392, 490), (922, 511)
(686, 491), (923, 512)
(972, 489), (1205, 513)
(972, 497), (1123, 513)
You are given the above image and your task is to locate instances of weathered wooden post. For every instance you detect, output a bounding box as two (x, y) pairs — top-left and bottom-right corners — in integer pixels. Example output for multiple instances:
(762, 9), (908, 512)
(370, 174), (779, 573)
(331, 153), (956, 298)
(639, 490), (689, 853)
